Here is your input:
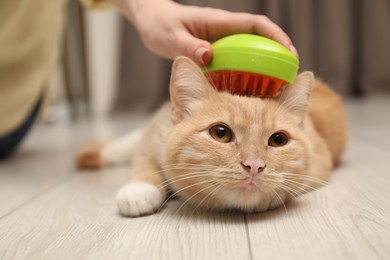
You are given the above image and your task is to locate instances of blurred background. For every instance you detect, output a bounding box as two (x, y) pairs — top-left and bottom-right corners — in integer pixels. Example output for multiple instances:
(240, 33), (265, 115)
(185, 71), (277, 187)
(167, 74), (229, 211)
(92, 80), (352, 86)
(54, 0), (390, 121)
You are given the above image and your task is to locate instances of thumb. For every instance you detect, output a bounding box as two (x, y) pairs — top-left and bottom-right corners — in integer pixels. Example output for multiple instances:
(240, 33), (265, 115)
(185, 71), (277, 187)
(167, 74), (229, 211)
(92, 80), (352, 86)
(175, 32), (212, 66)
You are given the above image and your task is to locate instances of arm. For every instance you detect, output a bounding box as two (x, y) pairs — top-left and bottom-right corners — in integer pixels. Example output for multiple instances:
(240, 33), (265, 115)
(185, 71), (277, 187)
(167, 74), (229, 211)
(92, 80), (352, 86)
(107, 0), (298, 65)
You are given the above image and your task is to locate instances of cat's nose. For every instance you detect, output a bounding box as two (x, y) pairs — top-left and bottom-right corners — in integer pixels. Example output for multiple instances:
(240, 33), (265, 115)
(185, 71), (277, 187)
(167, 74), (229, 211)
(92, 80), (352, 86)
(241, 158), (266, 177)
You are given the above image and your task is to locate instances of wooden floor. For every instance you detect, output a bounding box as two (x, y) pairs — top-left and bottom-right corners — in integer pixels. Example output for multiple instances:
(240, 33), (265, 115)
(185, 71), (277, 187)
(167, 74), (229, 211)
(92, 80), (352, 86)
(1, 96), (389, 260)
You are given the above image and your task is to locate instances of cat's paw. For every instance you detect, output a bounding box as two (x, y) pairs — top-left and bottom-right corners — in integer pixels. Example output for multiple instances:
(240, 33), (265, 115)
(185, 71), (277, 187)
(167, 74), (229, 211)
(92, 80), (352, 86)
(116, 182), (163, 217)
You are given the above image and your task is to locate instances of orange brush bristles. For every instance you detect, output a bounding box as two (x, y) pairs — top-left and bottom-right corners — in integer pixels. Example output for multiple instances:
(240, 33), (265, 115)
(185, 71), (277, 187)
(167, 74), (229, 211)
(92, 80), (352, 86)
(205, 70), (287, 98)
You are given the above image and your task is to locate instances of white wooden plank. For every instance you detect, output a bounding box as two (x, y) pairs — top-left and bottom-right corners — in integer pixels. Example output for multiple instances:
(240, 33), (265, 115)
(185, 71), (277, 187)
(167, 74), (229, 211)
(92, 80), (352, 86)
(0, 125), (75, 217)
(0, 114), (148, 218)
(0, 167), (250, 260)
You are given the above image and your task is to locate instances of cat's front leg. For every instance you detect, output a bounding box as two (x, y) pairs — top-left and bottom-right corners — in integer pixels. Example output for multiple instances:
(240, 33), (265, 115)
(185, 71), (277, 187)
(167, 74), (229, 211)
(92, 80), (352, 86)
(116, 154), (166, 217)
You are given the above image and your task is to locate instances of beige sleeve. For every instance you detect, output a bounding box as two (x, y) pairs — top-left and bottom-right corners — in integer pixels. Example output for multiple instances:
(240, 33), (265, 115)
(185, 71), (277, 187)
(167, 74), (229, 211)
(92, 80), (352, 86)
(79, 0), (112, 9)
(0, 0), (67, 136)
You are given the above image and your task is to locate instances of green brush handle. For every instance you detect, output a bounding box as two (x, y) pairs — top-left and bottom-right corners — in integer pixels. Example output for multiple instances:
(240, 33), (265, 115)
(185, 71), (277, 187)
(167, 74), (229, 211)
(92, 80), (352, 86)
(203, 34), (299, 83)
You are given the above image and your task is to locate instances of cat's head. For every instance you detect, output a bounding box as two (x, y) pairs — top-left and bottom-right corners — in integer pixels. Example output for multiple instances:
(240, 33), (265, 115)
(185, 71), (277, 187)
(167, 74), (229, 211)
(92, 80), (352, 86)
(164, 57), (315, 212)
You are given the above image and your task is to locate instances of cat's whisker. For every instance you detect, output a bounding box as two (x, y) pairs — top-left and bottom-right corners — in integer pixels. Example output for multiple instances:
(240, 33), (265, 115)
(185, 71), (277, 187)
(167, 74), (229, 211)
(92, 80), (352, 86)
(266, 181), (302, 199)
(283, 179), (325, 195)
(141, 163), (222, 178)
(262, 173), (284, 182)
(156, 166), (240, 192)
(262, 171), (325, 200)
(157, 172), (214, 191)
(282, 175), (329, 189)
(158, 168), (212, 178)
(284, 176), (329, 186)
(272, 190), (289, 217)
(174, 182), (221, 216)
(267, 171), (340, 202)
(261, 177), (303, 200)
(284, 178), (342, 204)
(166, 163), (222, 168)
(141, 166), (206, 179)
(157, 172), (213, 190)
(204, 186), (226, 210)
(282, 186), (306, 200)
(266, 170), (329, 187)
(189, 184), (224, 218)
(157, 180), (215, 212)
(280, 176), (333, 199)
(265, 172), (316, 193)
(217, 168), (240, 173)
(278, 172), (329, 185)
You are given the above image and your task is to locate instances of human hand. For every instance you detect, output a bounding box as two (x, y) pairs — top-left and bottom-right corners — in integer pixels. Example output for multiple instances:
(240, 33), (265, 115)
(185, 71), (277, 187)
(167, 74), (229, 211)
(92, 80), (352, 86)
(109, 0), (298, 66)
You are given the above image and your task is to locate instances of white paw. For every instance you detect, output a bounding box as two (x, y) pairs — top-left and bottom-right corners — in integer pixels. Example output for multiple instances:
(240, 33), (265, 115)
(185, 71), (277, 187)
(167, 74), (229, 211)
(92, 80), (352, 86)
(116, 182), (163, 217)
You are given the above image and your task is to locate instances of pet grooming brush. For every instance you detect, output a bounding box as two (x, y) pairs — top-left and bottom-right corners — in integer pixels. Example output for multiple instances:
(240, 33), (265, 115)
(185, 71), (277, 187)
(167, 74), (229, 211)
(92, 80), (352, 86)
(203, 34), (299, 97)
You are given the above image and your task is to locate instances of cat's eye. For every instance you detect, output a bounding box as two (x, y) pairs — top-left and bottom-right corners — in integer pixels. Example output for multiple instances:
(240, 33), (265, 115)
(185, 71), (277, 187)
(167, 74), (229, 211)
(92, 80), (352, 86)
(209, 125), (233, 143)
(268, 131), (289, 147)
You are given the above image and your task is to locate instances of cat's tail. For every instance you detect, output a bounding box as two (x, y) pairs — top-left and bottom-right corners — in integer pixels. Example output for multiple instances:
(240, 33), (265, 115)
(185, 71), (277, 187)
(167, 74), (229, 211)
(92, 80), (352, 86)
(75, 129), (143, 169)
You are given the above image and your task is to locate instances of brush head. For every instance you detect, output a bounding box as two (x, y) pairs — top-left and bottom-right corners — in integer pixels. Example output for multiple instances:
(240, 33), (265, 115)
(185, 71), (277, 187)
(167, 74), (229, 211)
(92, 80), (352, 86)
(203, 34), (299, 98)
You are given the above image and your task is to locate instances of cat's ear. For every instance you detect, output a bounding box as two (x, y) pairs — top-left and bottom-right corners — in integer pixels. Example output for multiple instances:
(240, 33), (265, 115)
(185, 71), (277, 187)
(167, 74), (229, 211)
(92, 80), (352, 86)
(278, 71), (314, 119)
(170, 56), (213, 121)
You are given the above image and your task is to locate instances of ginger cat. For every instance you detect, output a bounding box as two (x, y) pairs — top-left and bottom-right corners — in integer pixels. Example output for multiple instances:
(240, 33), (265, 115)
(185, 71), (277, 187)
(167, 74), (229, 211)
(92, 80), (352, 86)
(76, 57), (347, 217)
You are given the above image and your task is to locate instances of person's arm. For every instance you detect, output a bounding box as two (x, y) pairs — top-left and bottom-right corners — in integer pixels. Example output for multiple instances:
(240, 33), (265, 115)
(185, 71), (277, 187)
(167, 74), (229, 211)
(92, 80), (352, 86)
(108, 0), (298, 65)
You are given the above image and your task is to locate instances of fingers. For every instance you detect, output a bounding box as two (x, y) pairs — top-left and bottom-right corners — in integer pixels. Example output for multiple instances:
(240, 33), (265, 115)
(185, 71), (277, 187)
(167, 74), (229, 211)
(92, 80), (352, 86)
(134, 2), (298, 66)
(173, 31), (212, 66)
(169, 11), (298, 67)
(252, 15), (299, 57)
(201, 10), (299, 57)
(194, 46), (212, 66)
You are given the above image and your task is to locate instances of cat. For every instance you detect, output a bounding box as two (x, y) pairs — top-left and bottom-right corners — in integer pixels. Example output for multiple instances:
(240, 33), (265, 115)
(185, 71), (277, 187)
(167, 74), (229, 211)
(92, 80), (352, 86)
(76, 56), (347, 217)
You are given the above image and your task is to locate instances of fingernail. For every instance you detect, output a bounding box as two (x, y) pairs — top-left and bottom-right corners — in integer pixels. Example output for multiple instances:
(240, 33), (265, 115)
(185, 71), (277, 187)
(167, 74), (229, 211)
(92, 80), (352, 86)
(289, 45), (299, 57)
(195, 47), (209, 65)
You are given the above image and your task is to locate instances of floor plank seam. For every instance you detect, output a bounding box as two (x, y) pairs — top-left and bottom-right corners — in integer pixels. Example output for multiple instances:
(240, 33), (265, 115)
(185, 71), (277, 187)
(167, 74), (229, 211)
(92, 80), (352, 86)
(244, 214), (254, 260)
(0, 174), (76, 221)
